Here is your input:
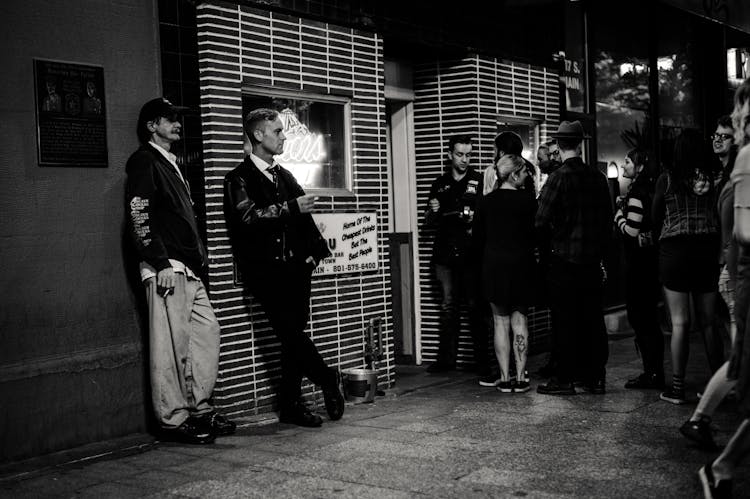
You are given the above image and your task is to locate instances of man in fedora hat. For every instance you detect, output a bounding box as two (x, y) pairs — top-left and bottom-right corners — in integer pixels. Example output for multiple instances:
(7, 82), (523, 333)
(535, 120), (612, 396)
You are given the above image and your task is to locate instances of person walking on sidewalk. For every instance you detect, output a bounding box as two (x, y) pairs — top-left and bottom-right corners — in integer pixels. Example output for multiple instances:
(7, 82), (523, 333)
(223, 108), (344, 428)
(126, 97), (235, 444)
(535, 120), (612, 396)
(681, 118), (740, 450)
(473, 154), (537, 393)
(424, 135), (487, 377)
(698, 76), (750, 499)
(615, 148), (665, 390)
(653, 129), (721, 405)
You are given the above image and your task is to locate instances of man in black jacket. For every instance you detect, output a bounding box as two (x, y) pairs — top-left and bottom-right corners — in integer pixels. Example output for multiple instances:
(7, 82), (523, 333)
(223, 108), (344, 428)
(425, 135), (487, 377)
(125, 98), (235, 444)
(535, 120), (612, 396)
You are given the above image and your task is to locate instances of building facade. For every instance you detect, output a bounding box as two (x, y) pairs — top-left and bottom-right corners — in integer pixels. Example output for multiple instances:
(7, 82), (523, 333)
(2, 0), (750, 463)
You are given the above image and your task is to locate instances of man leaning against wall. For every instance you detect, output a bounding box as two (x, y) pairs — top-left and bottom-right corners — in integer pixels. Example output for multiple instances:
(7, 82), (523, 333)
(223, 107), (345, 428)
(424, 135), (488, 379)
(125, 98), (235, 444)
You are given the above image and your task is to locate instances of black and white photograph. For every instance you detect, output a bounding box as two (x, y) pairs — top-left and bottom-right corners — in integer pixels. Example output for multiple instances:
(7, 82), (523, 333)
(2, 1), (750, 498)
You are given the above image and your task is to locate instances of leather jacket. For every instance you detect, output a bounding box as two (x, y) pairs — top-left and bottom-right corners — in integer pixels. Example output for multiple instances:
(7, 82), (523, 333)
(223, 158), (331, 277)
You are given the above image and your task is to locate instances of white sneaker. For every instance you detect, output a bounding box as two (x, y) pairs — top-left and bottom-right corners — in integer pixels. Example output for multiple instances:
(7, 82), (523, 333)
(478, 376), (501, 387)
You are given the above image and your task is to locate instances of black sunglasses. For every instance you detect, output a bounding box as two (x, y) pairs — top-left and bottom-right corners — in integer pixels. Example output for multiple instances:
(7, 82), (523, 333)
(711, 133), (733, 142)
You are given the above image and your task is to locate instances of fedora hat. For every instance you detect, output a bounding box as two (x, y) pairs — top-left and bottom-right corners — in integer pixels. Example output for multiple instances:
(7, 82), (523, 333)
(550, 120), (590, 140)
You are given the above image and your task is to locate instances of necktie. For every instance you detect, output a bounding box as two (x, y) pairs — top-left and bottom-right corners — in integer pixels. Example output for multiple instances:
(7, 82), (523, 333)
(268, 164), (279, 187)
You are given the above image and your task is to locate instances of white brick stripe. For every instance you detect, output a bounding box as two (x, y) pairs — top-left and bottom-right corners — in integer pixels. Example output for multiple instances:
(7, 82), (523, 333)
(198, 2), (392, 416)
(414, 54), (559, 366)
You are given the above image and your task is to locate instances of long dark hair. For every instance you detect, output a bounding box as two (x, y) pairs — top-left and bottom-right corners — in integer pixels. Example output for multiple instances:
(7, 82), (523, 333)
(626, 148), (656, 200)
(666, 129), (712, 193)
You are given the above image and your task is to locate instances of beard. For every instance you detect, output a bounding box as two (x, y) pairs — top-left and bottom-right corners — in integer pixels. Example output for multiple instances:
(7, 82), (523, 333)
(539, 160), (562, 175)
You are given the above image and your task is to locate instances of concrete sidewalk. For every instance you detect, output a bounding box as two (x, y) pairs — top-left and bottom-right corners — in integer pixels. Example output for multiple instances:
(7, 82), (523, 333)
(2, 334), (749, 498)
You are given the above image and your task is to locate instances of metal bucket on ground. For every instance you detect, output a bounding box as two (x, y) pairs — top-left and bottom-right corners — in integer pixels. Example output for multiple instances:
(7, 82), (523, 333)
(341, 368), (378, 404)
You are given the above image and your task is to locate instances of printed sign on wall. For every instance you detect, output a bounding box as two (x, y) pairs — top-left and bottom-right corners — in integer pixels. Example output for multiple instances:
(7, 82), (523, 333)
(312, 212), (378, 276)
(562, 56), (585, 114)
(34, 59), (108, 167)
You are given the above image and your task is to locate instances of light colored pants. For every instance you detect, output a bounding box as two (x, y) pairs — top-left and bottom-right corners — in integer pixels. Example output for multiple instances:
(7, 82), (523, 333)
(145, 274), (220, 428)
(718, 264), (736, 326)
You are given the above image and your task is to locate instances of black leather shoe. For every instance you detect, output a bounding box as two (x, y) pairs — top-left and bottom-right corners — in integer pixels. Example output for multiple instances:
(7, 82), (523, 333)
(322, 370), (345, 421)
(279, 403), (323, 428)
(195, 411), (236, 436)
(624, 372), (664, 390)
(160, 419), (215, 445)
(536, 378), (576, 396)
(583, 378), (606, 395)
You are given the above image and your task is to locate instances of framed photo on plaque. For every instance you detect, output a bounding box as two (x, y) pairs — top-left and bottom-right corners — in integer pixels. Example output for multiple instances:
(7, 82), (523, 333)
(34, 59), (108, 167)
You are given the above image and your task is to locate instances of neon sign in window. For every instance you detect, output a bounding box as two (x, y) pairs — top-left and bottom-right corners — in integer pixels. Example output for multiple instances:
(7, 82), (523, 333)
(242, 91), (351, 192)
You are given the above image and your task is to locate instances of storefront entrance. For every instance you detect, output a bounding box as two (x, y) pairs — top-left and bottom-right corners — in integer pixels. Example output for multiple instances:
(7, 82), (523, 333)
(386, 99), (420, 365)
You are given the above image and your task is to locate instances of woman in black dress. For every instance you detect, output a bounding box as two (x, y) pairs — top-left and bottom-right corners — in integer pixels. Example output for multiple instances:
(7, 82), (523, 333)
(473, 154), (537, 393)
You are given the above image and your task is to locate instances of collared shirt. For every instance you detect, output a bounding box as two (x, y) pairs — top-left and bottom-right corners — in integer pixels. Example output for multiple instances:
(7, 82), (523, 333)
(149, 141), (188, 190)
(139, 142), (195, 281)
(535, 156), (612, 265)
(249, 153), (278, 182)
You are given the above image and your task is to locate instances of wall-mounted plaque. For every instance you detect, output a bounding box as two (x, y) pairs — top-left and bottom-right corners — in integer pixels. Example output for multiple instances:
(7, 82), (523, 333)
(34, 59), (108, 167)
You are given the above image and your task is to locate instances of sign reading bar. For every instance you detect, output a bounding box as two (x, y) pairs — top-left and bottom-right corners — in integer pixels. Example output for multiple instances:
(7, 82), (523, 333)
(34, 59), (108, 167)
(312, 212), (378, 276)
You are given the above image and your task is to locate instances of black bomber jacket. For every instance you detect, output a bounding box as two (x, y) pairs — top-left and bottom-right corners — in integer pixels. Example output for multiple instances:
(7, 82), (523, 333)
(125, 144), (207, 275)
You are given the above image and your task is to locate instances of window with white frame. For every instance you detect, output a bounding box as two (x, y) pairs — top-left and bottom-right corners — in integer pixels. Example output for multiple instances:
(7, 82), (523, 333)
(242, 88), (352, 193)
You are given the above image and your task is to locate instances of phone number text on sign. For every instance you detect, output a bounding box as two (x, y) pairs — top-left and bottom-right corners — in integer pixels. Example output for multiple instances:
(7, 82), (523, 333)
(312, 212), (378, 276)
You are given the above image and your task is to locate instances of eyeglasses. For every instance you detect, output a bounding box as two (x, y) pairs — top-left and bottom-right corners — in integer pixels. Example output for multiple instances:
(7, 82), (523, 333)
(549, 150), (560, 157)
(711, 133), (734, 142)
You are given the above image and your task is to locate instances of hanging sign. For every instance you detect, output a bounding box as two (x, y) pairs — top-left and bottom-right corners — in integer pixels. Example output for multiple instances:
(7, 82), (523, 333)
(562, 57), (585, 114)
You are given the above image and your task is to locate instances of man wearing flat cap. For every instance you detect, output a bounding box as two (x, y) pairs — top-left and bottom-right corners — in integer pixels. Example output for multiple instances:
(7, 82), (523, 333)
(126, 97), (235, 444)
(535, 120), (612, 396)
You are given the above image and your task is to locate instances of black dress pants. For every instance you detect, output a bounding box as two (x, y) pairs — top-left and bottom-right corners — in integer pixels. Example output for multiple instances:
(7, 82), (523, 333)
(246, 262), (334, 409)
(434, 262), (490, 371)
(548, 256), (609, 383)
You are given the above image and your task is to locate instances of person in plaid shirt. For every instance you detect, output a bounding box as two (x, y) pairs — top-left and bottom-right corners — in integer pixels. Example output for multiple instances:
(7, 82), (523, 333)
(535, 121), (613, 396)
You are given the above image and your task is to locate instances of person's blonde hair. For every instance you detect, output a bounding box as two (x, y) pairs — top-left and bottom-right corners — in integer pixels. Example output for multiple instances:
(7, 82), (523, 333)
(495, 154), (526, 185)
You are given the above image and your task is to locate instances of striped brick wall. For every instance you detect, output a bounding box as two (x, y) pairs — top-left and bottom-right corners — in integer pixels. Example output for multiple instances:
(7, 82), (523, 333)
(196, 1), (391, 416)
(413, 55), (560, 367)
